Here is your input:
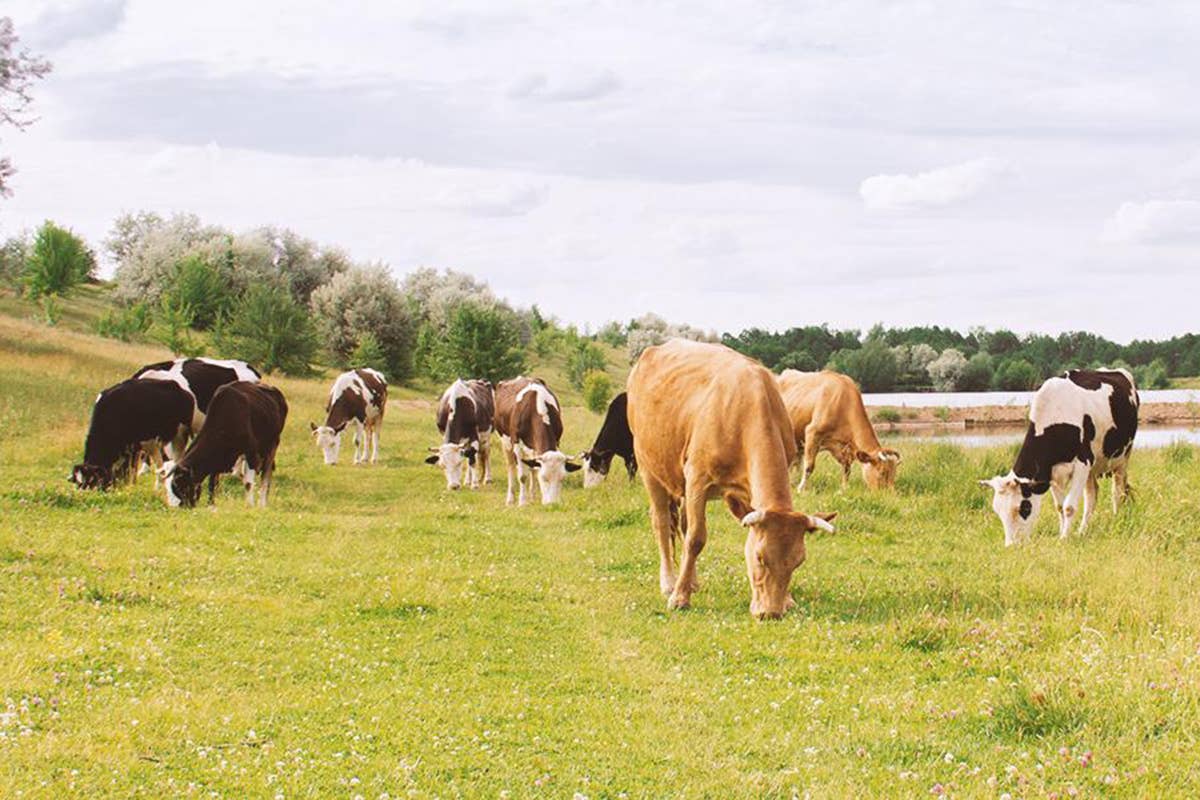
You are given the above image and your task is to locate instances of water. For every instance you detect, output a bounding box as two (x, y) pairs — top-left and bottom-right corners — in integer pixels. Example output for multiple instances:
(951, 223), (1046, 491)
(882, 425), (1200, 449)
(862, 389), (1200, 408)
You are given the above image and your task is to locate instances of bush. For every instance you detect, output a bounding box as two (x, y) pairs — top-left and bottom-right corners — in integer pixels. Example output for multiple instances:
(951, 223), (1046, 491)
(24, 221), (95, 299)
(778, 350), (818, 372)
(95, 302), (151, 341)
(993, 358), (1041, 391)
(167, 254), (231, 329)
(827, 342), (897, 392)
(582, 370), (613, 414)
(1134, 358), (1170, 390)
(310, 266), (417, 379)
(0, 235), (28, 289)
(874, 407), (902, 424)
(626, 313), (716, 363)
(149, 295), (203, 357)
(350, 331), (388, 372)
(218, 285), (318, 375)
(427, 303), (526, 384)
(961, 352), (994, 392)
(567, 340), (608, 388)
(927, 348), (967, 391)
(597, 321), (626, 347)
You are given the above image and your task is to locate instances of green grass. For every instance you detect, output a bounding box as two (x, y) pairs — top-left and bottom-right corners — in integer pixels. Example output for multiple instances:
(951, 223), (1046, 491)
(3, 312), (1200, 797)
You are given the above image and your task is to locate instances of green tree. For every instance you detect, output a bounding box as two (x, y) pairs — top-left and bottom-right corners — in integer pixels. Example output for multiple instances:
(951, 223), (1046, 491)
(220, 285), (318, 375)
(351, 331), (388, 372)
(0, 234), (28, 288)
(1134, 358), (1170, 390)
(992, 358), (1041, 391)
(166, 254), (231, 329)
(582, 370), (614, 414)
(430, 303), (526, 384)
(961, 352), (994, 392)
(827, 342), (897, 392)
(567, 340), (607, 388)
(0, 18), (52, 196)
(149, 295), (203, 357)
(778, 350), (818, 372)
(23, 221), (95, 299)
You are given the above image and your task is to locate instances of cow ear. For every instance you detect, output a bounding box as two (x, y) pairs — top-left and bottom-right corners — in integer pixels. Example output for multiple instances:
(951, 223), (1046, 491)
(564, 461), (583, 473)
(725, 494), (754, 520)
(424, 455), (440, 465)
(309, 422), (317, 432)
(522, 458), (540, 469)
(880, 449), (902, 463)
(856, 450), (875, 464)
(334, 421), (348, 433)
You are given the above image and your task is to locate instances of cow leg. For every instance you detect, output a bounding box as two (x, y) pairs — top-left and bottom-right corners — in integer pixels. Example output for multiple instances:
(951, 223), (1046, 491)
(207, 473), (218, 506)
(1059, 465), (1089, 539)
(797, 427), (821, 492)
(1112, 467), (1129, 514)
(670, 482), (709, 610)
(260, 451), (275, 508)
(1050, 483), (1067, 533)
(643, 476), (678, 598)
(370, 418), (380, 464)
(1079, 471), (1098, 535)
(478, 431), (492, 484)
(839, 452), (853, 490)
(501, 436), (517, 506)
(516, 456), (531, 506)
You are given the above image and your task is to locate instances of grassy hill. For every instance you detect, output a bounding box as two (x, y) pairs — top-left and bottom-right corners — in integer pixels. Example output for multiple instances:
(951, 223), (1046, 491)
(2, 296), (1200, 796)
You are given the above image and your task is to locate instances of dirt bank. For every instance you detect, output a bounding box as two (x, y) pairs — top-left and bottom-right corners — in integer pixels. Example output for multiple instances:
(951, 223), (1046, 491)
(871, 401), (1199, 431)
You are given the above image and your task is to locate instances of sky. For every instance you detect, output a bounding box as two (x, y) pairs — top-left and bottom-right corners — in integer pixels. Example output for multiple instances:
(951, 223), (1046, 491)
(3, 0), (1200, 342)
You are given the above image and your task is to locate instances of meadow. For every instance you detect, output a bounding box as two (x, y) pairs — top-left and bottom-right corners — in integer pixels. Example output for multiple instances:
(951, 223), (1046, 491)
(2, 301), (1200, 798)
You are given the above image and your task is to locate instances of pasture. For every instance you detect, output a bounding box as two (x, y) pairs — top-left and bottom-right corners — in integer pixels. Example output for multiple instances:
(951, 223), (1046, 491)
(2, 310), (1200, 798)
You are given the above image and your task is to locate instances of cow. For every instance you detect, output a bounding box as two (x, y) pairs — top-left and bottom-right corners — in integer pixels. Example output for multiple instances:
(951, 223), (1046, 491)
(70, 378), (196, 490)
(494, 376), (580, 505)
(777, 370), (901, 491)
(161, 382), (288, 508)
(425, 378), (494, 490)
(580, 392), (637, 488)
(627, 339), (836, 620)
(310, 368), (388, 465)
(980, 368), (1138, 546)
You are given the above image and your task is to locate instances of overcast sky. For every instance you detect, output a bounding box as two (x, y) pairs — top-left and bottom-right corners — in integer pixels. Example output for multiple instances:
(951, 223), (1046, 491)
(3, 1), (1200, 341)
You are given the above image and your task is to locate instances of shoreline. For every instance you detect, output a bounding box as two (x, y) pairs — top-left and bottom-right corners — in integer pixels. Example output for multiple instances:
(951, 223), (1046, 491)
(872, 401), (1200, 431)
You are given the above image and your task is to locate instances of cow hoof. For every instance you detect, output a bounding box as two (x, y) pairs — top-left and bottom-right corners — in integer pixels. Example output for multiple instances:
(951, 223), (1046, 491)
(667, 592), (691, 611)
(660, 577), (676, 597)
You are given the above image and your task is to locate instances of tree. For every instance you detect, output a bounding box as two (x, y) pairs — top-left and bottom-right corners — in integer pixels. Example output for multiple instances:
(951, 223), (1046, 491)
(961, 352), (995, 392)
(219, 285), (318, 375)
(582, 370), (613, 414)
(428, 302), (525, 384)
(310, 265), (417, 379)
(0, 232), (27, 288)
(778, 350), (818, 372)
(992, 358), (1041, 391)
(567, 340), (607, 388)
(927, 349), (968, 392)
(827, 342), (897, 392)
(627, 313), (715, 363)
(350, 332), (388, 372)
(1134, 358), (1170, 390)
(0, 17), (51, 197)
(23, 221), (95, 298)
(167, 254), (231, 329)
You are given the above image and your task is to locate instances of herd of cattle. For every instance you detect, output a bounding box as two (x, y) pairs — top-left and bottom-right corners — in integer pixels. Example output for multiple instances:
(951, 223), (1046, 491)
(68, 340), (1142, 619)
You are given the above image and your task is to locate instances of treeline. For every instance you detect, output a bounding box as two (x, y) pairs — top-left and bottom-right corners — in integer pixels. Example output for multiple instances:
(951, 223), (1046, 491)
(721, 325), (1178, 392)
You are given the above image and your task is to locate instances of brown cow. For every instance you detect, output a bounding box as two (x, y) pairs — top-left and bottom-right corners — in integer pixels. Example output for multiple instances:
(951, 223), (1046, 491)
(627, 340), (835, 619)
(777, 370), (901, 491)
(494, 376), (580, 505)
(309, 368), (388, 466)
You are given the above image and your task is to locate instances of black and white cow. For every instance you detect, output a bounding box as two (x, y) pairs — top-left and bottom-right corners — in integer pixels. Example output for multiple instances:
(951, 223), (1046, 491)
(980, 368), (1139, 545)
(70, 378), (196, 490)
(162, 382), (288, 508)
(310, 368), (387, 465)
(425, 378), (494, 490)
(580, 391), (636, 488)
(495, 376), (581, 505)
(133, 357), (261, 425)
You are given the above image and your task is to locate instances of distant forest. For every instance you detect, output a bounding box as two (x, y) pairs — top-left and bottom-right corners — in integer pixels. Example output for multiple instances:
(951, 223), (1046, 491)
(719, 325), (1188, 393)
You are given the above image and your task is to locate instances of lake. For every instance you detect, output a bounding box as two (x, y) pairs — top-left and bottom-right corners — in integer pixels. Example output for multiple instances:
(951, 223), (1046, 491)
(882, 425), (1200, 449)
(862, 389), (1200, 408)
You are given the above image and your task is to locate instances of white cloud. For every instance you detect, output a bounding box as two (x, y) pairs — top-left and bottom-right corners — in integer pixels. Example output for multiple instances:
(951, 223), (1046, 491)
(435, 183), (546, 217)
(507, 69), (621, 103)
(1102, 200), (1200, 244)
(859, 158), (1009, 212)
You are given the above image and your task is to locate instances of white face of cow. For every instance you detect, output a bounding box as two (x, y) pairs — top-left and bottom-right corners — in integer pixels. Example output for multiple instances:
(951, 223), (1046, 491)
(580, 450), (611, 489)
(159, 460), (184, 508)
(980, 473), (1044, 546)
(522, 450), (582, 504)
(426, 443), (475, 490)
(310, 423), (345, 465)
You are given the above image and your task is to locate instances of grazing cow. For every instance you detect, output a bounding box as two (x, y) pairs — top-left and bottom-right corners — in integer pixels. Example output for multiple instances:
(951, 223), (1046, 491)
(310, 368), (388, 465)
(580, 392), (637, 488)
(494, 376), (580, 505)
(980, 369), (1138, 546)
(162, 382), (288, 508)
(133, 356), (261, 424)
(425, 378), (494, 490)
(627, 340), (836, 619)
(70, 378), (195, 490)
(777, 370), (901, 491)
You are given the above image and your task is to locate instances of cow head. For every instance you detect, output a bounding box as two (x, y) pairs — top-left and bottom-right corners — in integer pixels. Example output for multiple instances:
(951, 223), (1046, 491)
(159, 460), (202, 508)
(425, 442), (477, 490)
(856, 448), (902, 489)
(310, 421), (347, 465)
(579, 449), (614, 489)
(979, 473), (1047, 546)
(521, 450), (582, 503)
(740, 508), (836, 620)
(69, 462), (112, 491)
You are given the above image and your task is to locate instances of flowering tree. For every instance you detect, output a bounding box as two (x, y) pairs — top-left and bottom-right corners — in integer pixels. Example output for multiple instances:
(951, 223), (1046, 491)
(0, 17), (52, 197)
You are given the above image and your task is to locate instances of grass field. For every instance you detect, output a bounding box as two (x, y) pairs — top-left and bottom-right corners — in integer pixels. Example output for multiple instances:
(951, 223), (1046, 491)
(3, 300), (1200, 798)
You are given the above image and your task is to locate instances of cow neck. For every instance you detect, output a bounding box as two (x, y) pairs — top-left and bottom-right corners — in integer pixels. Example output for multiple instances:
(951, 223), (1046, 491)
(325, 392), (364, 430)
(848, 399), (884, 452)
(527, 421), (560, 455)
(745, 439), (795, 513)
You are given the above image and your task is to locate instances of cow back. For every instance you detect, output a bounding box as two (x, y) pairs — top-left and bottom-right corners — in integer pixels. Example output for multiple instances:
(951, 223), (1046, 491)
(777, 369), (880, 451)
(83, 378), (195, 467)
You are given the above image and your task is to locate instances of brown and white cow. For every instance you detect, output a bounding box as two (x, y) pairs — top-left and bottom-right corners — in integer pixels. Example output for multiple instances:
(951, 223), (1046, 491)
(627, 339), (836, 620)
(310, 368), (387, 465)
(777, 370), (901, 491)
(494, 376), (580, 505)
(425, 378), (495, 490)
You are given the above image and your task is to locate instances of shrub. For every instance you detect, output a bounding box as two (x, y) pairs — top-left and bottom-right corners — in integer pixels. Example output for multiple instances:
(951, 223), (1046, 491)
(24, 221), (95, 299)
(582, 370), (613, 414)
(874, 407), (902, 424)
(350, 331), (388, 372)
(597, 321), (626, 347)
(993, 358), (1041, 391)
(778, 350), (818, 372)
(95, 302), (151, 341)
(427, 302), (526, 384)
(626, 313), (716, 363)
(218, 285), (318, 375)
(567, 340), (608, 388)
(0, 235), (28, 289)
(1134, 358), (1170, 390)
(827, 342), (898, 392)
(166, 254), (231, 329)
(149, 295), (203, 357)
(961, 352), (994, 392)
(310, 266), (417, 379)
